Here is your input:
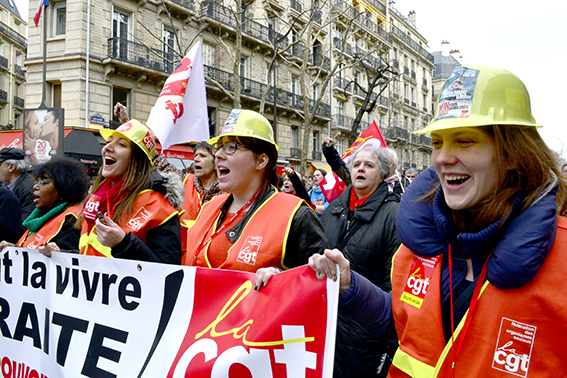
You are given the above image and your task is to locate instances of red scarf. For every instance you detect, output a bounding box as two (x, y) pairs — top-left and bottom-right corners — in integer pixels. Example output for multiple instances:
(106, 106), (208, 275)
(82, 180), (125, 228)
(349, 188), (371, 211)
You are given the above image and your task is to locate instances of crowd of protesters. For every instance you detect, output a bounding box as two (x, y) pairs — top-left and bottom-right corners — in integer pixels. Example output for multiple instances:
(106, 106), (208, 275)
(2, 64), (567, 377)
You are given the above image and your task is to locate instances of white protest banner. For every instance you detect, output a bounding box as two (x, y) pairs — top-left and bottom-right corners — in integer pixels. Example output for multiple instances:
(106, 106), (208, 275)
(146, 41), (209, 151)
(0, 247), (337, 377)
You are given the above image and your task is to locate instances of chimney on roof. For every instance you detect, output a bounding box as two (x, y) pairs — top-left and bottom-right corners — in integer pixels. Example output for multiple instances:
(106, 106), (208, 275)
(441, 40), (450, 57)
(408, 11), (416, 27)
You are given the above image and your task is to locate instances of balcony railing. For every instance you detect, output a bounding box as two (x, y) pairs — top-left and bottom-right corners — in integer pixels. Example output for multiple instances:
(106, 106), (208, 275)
(390, 25), (434, 63)
(14, 64), (24, 79)
(107, 37), (173, 73)
(333, 76), (351, 92)
(201, 1), (287, 47)
(333, 37), (353, 56)
(404, 98), (409, 105)
(411, 70), (416, 80)
(291, 43), (306, 59)
(169, 0), (196, 11)
(0, 55), (7, 70)
(332, 113), (354, 130)
(312, 53), (330, 70)
(422, 78), (428, 87)
(290, 147), (301, 158)
(204, 64), (330, 118)
(362, 18), (391, 43)
(352, 85), (366, 98)
(312, 150), (322, 160)
(14, 96), (24, 110)
(0, 89), (7, 104)
(365, 0), (386, 14)
(378, 95), (389, 108)
(411, 101), (416, 108)
(403, 66), (409, 75)
(385, 126), (409, 140)
(0, 21), (26, 48)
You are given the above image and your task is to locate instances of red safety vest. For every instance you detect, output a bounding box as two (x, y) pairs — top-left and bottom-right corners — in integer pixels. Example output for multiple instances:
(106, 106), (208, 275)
(17, 203), (83, 248)
(79, 190), (178, 258)
(184, 192), (303, 272)
(181, 174), (201, 223)
(389, 216), (567, 377)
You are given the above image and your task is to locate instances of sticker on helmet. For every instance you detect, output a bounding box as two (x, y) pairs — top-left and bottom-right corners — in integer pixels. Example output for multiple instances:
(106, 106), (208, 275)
(117, 122), (133, 132)
(436, 67), (480, 120)
(222, 109), (241, 134)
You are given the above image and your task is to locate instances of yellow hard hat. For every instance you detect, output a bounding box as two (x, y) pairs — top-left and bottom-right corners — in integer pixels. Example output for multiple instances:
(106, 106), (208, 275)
(417, 65), (539, 134)
(100, 119), (156, 165)
(208, 109), (279, 150)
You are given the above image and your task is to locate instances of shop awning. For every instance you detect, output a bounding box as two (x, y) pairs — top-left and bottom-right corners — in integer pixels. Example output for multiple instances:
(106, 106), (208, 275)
(64, 129), (104, 165)
(0, 129), (73, 150)
(157, 143), (194, 160)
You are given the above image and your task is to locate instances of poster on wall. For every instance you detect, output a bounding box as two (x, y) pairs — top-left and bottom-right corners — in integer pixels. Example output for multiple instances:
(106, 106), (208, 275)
(22, 108), (65, 165)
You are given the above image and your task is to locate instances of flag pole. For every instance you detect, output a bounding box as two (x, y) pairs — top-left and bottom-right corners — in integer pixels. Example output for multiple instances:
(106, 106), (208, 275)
(40, 3), (48, 109)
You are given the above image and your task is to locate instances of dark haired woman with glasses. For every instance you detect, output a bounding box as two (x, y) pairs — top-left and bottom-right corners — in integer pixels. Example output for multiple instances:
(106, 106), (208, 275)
(183, 109), (327, 280)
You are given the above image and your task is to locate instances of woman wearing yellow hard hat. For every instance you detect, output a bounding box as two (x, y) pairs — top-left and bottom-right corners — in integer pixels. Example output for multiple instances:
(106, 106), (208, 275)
(79, 119), (182, 263)
(308, 65), (567, 376)
(184, 109), (327, 280)
(34, 120), (183, 263)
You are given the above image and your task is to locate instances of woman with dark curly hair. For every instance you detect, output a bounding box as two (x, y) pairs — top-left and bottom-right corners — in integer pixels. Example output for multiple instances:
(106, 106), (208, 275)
(0, 157), (90, 252)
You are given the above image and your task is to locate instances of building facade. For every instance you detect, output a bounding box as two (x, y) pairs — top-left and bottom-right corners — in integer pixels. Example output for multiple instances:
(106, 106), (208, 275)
(0, 0), (26, 130)
(24, 0), (434, 173)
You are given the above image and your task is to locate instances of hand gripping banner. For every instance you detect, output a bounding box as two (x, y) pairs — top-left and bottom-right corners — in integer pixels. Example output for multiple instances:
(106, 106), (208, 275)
(0, 247), (338, 378)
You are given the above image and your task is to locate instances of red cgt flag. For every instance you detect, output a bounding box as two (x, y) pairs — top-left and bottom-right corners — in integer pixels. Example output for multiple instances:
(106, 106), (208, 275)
(320, 120), (387, 203)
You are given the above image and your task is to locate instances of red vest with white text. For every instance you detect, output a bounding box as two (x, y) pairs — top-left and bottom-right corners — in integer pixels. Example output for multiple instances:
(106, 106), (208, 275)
(184, 192), (303, 272)
(17, 203), (83, 248)
(388, 216), (567, 378)
(79, 190), (178, 258)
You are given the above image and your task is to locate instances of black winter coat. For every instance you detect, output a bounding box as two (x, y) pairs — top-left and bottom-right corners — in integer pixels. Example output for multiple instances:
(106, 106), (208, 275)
(322, 182), (400, 378)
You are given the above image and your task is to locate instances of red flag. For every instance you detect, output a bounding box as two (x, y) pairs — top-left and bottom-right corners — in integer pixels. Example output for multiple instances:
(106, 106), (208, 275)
(320, 121), (387, 203)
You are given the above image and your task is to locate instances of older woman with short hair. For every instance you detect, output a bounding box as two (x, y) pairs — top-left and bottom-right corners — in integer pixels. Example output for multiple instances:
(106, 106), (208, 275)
(321, 145), (401, 377)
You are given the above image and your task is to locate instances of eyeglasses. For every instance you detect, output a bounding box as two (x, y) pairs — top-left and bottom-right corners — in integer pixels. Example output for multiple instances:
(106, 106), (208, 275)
(35, 178), (51, 186)
(213, 141), (243, 155)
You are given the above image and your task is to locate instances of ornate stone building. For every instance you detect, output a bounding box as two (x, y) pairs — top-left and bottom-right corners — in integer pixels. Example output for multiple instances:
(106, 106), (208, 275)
(23, 0), (434, 172)
(0, 0), (26, 130)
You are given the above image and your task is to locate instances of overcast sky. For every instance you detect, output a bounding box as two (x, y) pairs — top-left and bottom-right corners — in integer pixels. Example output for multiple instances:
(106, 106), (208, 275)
(396, 0), (567, 157)
(15, 0), (567, 156)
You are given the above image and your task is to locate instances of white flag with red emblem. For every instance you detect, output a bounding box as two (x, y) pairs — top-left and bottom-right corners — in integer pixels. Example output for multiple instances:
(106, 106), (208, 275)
(321, 121), (388, 203)
(146, 41), (209, 151)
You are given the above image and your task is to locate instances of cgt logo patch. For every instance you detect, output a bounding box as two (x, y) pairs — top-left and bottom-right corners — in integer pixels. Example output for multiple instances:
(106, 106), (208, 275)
(127, 207), (154, 232)
(492, 318), (536, 377)
(400, 255), (440, 309)
(236, 236), (263, 265)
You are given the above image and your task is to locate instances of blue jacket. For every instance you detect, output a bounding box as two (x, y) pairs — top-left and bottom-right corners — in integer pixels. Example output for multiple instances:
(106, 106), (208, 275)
(309, 185), (329, 215)
(341, 166), (558, 339)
